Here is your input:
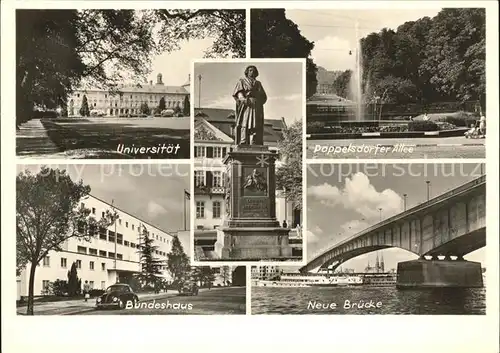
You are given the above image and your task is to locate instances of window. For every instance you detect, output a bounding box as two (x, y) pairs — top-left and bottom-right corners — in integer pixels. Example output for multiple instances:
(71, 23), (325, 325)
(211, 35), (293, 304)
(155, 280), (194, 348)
(43, 256), (50, 267)
(102, 211), (105, 218)
(126, 222), (129, 228)
(81, 202), (85, 209)
(89, 261), (95, 270)
(76, 260), (82, 269)
(89, 281), (94, 289)
(108, 252), (115, 258)
(124, 240), (129, 246)
(101, 263), (106, 271)
(60, 258), (67, 268)
(194, 146), (206, 158)
(116, 254), (123, 260)
(117, 233), (123, 245)
(77, 246), (87, 254)
(42, 280), (50, 292)
(213, 171), (222, 187)
(132, 224), (135, 230)
(195, 170), (205, 187)
(99, 250), (106, 257)
(108, 233), (115, 242)
(213, 146), (223, 158)
(118, 219), (122, 225)
(196, 201), (205, 219)
(92, 207), (96, 215)
(99, 227), (107, 240)
(213, 201), (222, 219)
(89, 248), (97, 255)
(101, 281), (106, 289)
(130, 242), (136, 248)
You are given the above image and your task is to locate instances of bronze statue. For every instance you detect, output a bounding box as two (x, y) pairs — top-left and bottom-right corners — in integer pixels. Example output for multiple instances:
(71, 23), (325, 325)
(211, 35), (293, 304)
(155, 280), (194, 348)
(224, 171), (231, 216)
(243, 169), (267, 193)
(233, 65), (267, 145)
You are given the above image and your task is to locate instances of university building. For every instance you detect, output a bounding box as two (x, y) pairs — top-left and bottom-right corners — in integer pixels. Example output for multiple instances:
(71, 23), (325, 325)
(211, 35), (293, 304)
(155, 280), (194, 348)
(251, 266), (280, 280)
(17, 195), (183, 298)
(193, 108), (303, 260)
(67, 73), (190, 116)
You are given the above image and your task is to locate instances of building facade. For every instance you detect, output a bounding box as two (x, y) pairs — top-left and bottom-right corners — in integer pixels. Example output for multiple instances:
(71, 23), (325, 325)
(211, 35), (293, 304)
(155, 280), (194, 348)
(251, 266), (280, 280)
(18, 195), (177, 297)
(67, 73), (189, 117)
(193, 109), (303, 260)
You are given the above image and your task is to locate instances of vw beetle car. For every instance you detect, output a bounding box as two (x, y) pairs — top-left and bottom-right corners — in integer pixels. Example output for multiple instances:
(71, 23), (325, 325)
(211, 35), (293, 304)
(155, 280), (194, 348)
(95, 284), (139, 310)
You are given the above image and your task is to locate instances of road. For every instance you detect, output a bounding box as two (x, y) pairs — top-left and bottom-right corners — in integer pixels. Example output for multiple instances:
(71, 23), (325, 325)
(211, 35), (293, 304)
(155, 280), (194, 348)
(74, 287), (246, 315)
(307, 137), (485, 159)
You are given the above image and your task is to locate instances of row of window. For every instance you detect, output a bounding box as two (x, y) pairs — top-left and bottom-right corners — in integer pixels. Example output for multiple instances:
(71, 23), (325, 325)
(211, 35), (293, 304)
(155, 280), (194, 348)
(196, 201), (222, 219)
(42, 280), (105, 291)
(72, 100), (183, 108)
(76, 244), (167, 257)
(73, 93), (184, 100)
(194, 170), (224, 188)
(81, 203), (171, 244)
(194, 146), (227, 159)
(42, 256), (169, 271)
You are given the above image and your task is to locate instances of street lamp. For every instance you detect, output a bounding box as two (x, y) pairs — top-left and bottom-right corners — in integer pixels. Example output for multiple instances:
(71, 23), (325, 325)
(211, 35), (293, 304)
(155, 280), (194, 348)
(426, 181), (431, 201)
(403, 194), (407, 211)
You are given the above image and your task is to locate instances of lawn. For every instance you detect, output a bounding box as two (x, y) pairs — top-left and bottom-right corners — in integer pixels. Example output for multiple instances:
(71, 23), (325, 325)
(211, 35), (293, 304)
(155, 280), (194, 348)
(41, 117), (190, 159)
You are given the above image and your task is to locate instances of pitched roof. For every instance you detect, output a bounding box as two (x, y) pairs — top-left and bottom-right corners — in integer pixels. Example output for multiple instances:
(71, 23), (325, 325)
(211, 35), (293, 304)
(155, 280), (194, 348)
(194, 108), (285, 144)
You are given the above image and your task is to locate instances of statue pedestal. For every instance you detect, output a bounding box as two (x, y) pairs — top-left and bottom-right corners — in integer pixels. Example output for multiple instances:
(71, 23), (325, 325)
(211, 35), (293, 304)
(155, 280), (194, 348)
(216, 145), (293, 260)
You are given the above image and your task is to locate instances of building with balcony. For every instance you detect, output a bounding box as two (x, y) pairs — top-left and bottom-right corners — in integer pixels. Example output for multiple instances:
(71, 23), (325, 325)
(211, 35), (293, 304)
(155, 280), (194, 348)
(67, 73), (190, 117)
(193, 108), (303, 260)
(17, 195), (179, 298)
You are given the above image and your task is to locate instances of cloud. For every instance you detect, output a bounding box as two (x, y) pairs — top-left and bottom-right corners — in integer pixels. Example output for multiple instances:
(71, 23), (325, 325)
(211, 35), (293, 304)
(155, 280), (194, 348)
(204, 95), (234, 109)
(308, 172), (403, 220)
(306, 230), (320, 244)
(147, 201), (168, 218)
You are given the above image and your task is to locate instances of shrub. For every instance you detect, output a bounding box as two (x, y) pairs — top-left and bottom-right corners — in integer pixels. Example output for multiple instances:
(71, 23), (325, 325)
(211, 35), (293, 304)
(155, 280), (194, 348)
(88, 289), (105, 297)
(51, 279), (68, 296)
(408, 120), (439, 132)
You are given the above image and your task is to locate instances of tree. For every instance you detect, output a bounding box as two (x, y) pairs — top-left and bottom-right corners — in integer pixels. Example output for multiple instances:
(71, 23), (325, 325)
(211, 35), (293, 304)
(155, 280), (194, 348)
(231, 266), (246, 286)
(182, 95), (190, 116)
(136, 225), (164, 289)
(140, 102), (150, 115)
(79, 95), (90, 116)
(276, 121), (302, 211)
(250, 9), (318, 98)
(333, 70), (352, 99)
(158, 97), (166, 111)
(192, 266), (214, 287)
(220, 266), (232, 286)
(166, 235), (190, 287)
(16, 166), (115, 315)
(67, 262), (80, 296)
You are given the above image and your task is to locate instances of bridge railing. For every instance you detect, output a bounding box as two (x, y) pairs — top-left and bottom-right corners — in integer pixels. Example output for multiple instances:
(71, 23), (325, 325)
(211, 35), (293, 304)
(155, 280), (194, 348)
(308, 175), (486, 263)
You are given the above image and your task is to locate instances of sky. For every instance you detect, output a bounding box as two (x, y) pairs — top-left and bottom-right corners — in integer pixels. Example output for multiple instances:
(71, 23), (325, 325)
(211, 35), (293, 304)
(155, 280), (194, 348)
(286, 8), (442, 71)
(17, 164), (191, 249)
(306, 163), (485, 272)
(146, 38), (214, 86)
(194, 61), (304, 125)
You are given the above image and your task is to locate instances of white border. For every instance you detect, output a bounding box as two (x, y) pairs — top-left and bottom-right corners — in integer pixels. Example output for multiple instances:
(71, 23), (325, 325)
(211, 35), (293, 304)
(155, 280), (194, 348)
(1, 2), (499, 353)
(190, 58), (307, 267)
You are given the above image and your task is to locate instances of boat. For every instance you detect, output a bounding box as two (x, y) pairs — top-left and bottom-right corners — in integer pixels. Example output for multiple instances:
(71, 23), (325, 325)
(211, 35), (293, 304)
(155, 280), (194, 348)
(254, 273), (363, 288)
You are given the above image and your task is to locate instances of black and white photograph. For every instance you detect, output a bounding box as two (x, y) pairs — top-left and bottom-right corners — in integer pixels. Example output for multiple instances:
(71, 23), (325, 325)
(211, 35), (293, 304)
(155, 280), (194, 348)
(16, 9), (245, 159)
(251, 8), (486, 159)
(252, 163), (486, 314)
(16, 164), (246, 315)
(192, 60), (304, 262)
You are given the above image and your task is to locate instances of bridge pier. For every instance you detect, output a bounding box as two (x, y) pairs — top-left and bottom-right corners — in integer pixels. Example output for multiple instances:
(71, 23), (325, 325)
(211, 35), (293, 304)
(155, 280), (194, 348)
(396, 259), (483, 288)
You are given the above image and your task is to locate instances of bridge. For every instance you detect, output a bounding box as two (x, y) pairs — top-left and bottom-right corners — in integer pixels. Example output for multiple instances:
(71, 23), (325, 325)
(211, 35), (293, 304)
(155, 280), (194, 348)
(301, 175), (486, 287)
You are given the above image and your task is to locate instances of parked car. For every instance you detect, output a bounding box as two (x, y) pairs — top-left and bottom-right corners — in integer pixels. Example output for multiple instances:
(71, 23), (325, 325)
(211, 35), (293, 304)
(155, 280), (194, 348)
(178, 280), (199, 296)
(95, 284), (139, 310)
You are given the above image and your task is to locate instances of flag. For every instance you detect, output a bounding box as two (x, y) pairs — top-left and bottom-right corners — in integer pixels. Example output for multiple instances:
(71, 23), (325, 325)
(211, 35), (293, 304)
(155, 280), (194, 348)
(184, 189), (191, 200)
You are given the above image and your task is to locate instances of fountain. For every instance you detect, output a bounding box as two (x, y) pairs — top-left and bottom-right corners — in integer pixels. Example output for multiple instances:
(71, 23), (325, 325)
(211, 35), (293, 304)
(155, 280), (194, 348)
(349, 21), (364, 121)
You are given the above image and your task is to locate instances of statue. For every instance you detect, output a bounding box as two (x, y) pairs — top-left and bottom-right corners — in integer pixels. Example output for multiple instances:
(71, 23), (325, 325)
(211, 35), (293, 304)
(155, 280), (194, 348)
(243, 169), (267, 193)
(233, 65), (267, 145)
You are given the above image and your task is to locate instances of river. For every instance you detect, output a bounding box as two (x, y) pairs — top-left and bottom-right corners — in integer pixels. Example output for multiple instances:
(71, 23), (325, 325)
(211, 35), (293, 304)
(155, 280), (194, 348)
(251, 286), (486, 314)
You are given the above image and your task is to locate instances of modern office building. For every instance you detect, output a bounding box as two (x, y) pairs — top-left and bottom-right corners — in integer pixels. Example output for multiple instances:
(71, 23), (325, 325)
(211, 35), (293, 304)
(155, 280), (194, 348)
(67, 73), (190, 116)
(193, 108), (303, 260)
(17, 195), (178, 297)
